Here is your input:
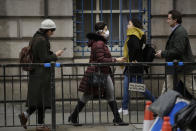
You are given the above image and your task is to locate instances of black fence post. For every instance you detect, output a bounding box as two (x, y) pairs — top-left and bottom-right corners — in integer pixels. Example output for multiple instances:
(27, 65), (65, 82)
(50, 62), (56, 131)
(173, 60), (178, 90)
(3, 65), (7, 126)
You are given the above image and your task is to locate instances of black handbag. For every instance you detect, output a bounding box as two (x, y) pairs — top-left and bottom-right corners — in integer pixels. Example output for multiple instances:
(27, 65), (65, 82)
(87, 72), (107, 87)
(87, 48), (107, 87)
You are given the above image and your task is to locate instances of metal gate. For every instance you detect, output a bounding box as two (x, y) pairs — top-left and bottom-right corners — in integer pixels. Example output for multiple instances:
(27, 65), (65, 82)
(73, 0), (151, 57)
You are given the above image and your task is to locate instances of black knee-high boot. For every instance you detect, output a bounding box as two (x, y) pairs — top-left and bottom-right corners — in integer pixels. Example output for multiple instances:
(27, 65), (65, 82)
(108, 101), (129, 126)
(68, 101), (85, 126)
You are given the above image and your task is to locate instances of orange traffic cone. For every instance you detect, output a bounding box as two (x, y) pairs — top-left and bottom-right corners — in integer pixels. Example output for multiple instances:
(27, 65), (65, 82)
(162, 116), (172, 131)
(143, 101), (154, 131)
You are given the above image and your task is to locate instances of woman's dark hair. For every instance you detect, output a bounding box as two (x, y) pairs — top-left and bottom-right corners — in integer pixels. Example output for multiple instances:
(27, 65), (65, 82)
(168, 10), (182, 24)
(130, 18), (143, 29)
(94, 21), (107, 32)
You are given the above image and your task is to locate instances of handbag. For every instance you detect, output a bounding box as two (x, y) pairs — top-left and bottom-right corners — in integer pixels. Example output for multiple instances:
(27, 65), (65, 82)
(87, 47), (107, 87)
(87, 72), (107, 87)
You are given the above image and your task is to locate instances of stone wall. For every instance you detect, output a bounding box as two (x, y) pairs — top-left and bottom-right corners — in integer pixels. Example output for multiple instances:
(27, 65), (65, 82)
(0, 0), (73, 60)
(151, 0), (196, 55)
(0, 0), (74, 101)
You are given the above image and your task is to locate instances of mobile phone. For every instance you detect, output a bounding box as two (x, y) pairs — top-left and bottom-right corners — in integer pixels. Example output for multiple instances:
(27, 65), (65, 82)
(62, 48), (67, 51)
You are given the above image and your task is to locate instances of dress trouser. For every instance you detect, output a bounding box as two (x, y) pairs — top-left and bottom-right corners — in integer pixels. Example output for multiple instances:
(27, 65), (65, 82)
(162, 73), (196, 98)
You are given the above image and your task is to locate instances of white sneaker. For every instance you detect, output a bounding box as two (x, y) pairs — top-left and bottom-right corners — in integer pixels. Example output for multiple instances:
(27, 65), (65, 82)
(118, 108), (129, 115)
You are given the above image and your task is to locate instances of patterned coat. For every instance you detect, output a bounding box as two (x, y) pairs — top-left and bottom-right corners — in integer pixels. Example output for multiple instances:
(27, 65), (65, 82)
(79, 33), (116, 96)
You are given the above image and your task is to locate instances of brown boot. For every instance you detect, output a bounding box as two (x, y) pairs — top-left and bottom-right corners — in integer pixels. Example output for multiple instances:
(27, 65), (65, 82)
(18, 113), (27, 129)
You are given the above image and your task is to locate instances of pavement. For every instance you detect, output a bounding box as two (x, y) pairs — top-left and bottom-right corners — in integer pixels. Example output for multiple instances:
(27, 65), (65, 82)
(0, 103), (144, 131)
(0, 112), (143, 131)
(0, 124), (143, 131)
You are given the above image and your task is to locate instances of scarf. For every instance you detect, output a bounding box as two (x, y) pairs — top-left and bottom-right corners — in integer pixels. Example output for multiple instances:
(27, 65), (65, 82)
(123, 27), (144, 62)
(121, 27), (144, 69)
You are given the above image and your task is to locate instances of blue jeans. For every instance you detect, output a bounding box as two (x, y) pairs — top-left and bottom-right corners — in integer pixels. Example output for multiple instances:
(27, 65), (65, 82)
(122, 75), (155, 110)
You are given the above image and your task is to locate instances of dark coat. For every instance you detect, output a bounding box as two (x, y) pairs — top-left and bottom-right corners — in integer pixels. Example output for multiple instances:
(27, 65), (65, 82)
(161, 25), (195, 74)
(79, 33), (116, 96)
(124, 35), (145, 75)
(27, 30), (57, 108)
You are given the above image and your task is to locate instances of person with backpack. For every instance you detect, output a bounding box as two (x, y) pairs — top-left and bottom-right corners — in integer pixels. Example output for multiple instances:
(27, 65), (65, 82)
(118, 18), (155, 115)
(155, 10), (196, 98)
(18, 19), (64, 131)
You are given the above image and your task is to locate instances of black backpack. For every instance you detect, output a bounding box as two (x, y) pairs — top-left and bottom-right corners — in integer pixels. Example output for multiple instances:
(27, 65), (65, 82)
(142, 44), (156, 73)
(142, 44), (156, 62)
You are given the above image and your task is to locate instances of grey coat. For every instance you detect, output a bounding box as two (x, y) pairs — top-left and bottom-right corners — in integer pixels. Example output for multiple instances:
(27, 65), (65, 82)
(161, 25), (195, 74)
(27, 30), (57, 108)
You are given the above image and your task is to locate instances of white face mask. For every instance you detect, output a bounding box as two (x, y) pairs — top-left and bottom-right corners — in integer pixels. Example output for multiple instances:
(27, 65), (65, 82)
(103, 30), (110, 38)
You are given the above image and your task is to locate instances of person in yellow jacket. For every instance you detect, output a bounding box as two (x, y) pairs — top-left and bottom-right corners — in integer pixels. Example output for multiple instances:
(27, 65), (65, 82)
(118, 18), (155, 115)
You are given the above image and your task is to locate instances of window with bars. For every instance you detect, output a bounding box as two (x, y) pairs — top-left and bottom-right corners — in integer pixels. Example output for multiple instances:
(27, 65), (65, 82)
(73, 0), (151, 57)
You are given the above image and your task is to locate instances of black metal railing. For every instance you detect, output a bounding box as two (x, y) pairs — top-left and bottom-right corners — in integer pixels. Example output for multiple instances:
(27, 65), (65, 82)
(0, 62), (195, 131)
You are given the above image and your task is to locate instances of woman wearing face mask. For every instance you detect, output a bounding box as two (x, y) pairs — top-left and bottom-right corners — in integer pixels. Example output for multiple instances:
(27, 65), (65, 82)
(118, 18), (155, 115)
(68, 22), (128, 126)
